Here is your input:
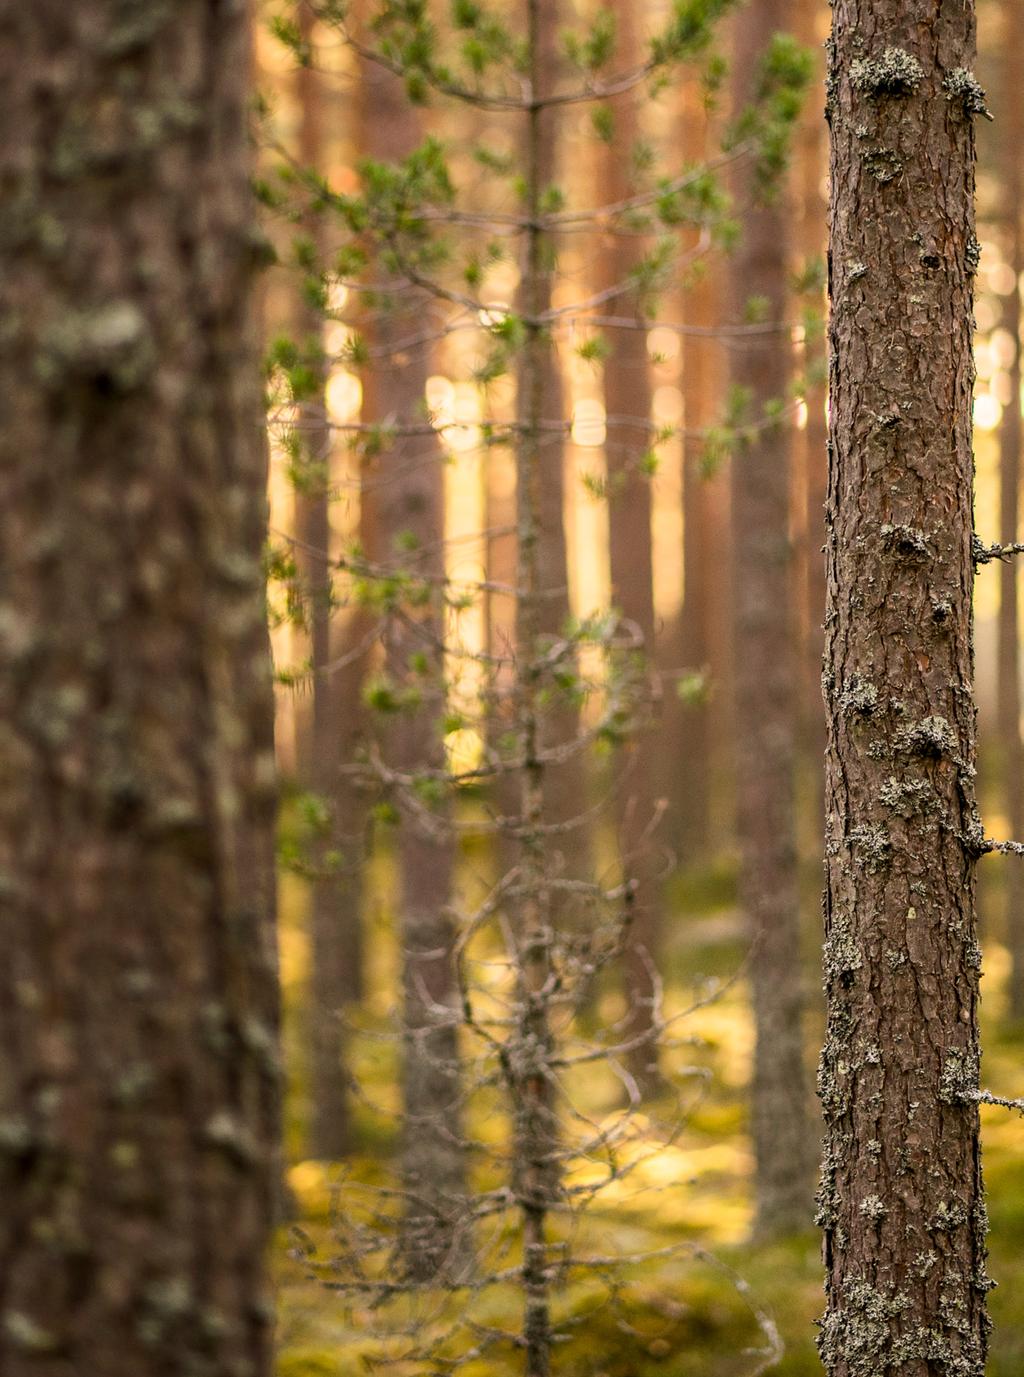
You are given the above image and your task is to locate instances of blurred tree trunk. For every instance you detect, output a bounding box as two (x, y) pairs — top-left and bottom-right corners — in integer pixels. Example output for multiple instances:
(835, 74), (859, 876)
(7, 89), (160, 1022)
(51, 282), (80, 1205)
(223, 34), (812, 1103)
(359, 57), (468, 1281)
(514, 0), (592, 941)
(729, 0), (813, 1237)
(797, 0), (828, 823)
(294, 1), (362, 1163)
(820, 3), (990, 1369)
(671, 73), (716, 867)
(600, 0), (662, 1095)
(510, 4), (565, 1366)
(998, 0), (1024, 1020)
(0, 3), (279, 1373)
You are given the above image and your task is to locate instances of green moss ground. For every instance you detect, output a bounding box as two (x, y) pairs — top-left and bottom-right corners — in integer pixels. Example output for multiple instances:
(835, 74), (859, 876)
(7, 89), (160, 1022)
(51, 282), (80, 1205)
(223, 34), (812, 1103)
(274, 848), (1024, 1375)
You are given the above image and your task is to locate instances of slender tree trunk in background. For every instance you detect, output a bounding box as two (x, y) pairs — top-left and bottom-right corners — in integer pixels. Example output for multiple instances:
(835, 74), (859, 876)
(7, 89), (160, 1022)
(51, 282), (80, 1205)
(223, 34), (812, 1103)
(295, 1), (359, 1162)
(998, 1), (1024, 1021)
(360, 59), (467, 1280)
(507, 5), (565, 1369)
(820, 5), (991, 1370)
(485, 365), (520, 888)
(729, 0), (812, 1238)
(797, 0), (828, 823)
(672, 75), (716, 866)
(526, 5), (590, 917)
(601, 0), (662, 1095)
(0, 4), (279, 1373)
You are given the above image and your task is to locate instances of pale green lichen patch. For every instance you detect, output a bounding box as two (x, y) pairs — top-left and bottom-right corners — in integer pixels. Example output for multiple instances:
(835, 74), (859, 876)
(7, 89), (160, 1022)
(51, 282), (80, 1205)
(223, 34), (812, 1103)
(850, 47), (924, 97)
(0, 1115), (34, 1156)
(36, 300), (154, 391)
(137, 1275), (195, 1347)
(840, 674), (878, 716)
(944, 68), (991, 119)
(202, 1109), (259, 1166)
(939, 1048), (980, 1105)
(863, 147), (902, 183)
(859, 1194), (887, 1221)
(815, 1140), (840, 1229)
(3, 1311), (59, 1354)
(819, 1277), (985, 1377)
(817, 1039), (852, 1115)
(902, 715), (959, 759)
(817, 1279), (911, 1375)
(824, 911), (863, 985)
(849, 822), (892, 872)
(932, 1199), (969, 1231)
(880, 775), (933, 817)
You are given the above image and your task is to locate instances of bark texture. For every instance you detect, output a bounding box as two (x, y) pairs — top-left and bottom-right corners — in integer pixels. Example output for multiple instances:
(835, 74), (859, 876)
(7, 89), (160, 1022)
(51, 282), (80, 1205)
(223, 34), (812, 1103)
(729, 0), (813, 1237)
(997, 1), (1024, 1020)
(602, 0), (662, 1096)
(0, 4), (279, 1374)
(820, 4), (991, 1372)
(359, 58), (467, 1279)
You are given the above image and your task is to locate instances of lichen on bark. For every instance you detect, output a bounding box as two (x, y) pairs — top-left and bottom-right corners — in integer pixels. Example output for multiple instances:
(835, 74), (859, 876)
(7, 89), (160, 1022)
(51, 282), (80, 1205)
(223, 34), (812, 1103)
(821, 0), (990, 1373)
(0, 5), (279, 1374)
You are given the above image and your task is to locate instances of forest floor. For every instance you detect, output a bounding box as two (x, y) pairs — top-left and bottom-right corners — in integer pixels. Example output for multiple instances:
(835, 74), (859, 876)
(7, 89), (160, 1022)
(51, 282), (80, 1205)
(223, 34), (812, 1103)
(273, 853), (1024, 1377)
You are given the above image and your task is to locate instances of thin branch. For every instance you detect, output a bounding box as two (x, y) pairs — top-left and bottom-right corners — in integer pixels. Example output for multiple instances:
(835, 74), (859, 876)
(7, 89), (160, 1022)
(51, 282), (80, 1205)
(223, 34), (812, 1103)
(973, 536), (1024, 565)
(975, 1089), (1024, 1114)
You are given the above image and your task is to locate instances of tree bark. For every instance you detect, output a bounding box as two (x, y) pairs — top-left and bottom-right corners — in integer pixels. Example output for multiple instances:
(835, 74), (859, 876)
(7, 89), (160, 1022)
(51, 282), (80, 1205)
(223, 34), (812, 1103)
(508, 4), (565, 1369)
(729, 0), (813, 1238)
(997, 0), (1024, 1021)
(520, 2), (591, 930)
(294, 1), (361, 1162)
(359, 57), (467, 1280)
(820, 4), (991, 1371)
(0, 4), (279, 1374)
(600, 0), (663, 1096)
(672, 73), (717, 867)
(797, 0), (829, 821)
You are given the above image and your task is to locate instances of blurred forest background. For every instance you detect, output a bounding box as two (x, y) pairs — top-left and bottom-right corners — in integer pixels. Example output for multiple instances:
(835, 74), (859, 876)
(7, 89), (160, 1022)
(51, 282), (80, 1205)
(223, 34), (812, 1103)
(254, 1), (1024, 1373)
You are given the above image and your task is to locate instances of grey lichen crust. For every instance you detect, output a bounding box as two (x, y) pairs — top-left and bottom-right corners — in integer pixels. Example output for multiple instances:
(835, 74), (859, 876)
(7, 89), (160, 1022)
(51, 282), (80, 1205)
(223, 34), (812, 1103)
(850, 47), (924, 97)
(944, 68), (992, 120)
(818, 1276), (987, 1377)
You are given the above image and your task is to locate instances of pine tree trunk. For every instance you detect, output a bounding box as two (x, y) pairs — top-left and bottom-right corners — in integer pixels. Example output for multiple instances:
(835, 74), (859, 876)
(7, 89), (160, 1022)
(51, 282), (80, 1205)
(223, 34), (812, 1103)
(673, 74), (718, 866)
(0, 4), (279, 1373)
(523, 3), (590, 919)
(359, 57), (467, 1280)
(509, 4), (564, 1369)
(820, 4), (991, 1370)
(998, 1), (1024, 1021)
(729, 0), (812, 1238)
(294, 1), (359, 1162)
(797, 0), (829, 821)
(601, 0), (662, 1096)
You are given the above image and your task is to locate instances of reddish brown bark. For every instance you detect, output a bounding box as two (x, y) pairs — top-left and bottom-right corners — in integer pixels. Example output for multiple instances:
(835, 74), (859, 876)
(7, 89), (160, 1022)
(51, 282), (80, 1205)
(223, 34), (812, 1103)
(820, 3), (990, 1370)
(0, 3), (279, 1373)
(997, 1), (1024, 1020)
(729, 0), (813, 1236)
(359, 57), (467, 1279)
(797, 0), (829, 813)
(673, 74), (718, 866)
(529, 25), (591, 915)
(600, 0), (663, 1094)
(294, 1), (362, 1162)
